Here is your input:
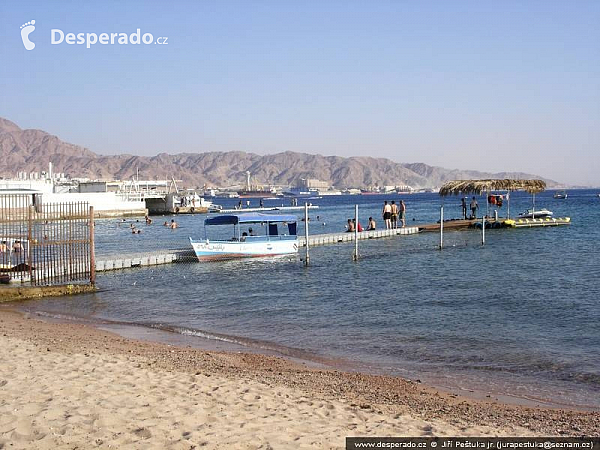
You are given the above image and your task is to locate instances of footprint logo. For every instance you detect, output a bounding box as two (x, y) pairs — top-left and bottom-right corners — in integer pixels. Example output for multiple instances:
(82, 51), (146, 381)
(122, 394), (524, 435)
(20, 20), (36, 50)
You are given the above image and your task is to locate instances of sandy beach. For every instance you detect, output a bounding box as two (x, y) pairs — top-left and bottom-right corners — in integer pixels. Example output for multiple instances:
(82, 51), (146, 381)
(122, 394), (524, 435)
(0, 309), (598, 449)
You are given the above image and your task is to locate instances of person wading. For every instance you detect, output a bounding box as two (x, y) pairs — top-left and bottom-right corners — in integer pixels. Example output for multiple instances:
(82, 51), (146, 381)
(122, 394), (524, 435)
(399, 200), (406, 228)
(382, 201), (392, 229)
(390, 201), (399, 229)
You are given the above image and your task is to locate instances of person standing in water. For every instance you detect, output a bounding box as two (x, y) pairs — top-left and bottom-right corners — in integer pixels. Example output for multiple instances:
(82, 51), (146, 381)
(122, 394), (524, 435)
(390, 201), (399, 229)
(346, 219), (355, 232)
(382, 201), (392, 229)
(399, 200), (406, 227)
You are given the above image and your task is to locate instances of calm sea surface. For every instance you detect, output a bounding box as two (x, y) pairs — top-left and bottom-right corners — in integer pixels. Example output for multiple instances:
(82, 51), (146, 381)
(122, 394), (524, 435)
(16, 190), (600, 409)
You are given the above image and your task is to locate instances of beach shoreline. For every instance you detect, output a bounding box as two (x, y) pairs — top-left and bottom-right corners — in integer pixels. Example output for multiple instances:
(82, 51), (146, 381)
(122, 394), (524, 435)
(1, 308), (598, 448)
(17, 304), (598, 412)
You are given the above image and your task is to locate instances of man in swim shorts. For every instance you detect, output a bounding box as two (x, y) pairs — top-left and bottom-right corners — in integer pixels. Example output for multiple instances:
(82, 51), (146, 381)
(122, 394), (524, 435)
(399, 200), (406, 227)
(382, 201), (392, 229)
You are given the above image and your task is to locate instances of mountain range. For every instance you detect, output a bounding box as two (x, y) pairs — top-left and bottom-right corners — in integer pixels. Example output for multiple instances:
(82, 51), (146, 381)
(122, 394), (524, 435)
(0, 117), (557, 189)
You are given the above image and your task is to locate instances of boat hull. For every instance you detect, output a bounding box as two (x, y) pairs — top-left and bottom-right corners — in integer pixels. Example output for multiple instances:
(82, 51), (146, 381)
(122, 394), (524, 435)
(517, 209), (553, 219)
(237, 191), (274, 198)
(190, 238), (298, 261)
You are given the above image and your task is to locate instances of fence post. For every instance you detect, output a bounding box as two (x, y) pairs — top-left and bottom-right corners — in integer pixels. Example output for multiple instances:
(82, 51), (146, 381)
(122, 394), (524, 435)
(304, 202), (309, 266)
(481, 215), (486, 245)
(439, 205), (444, 250)
(28, 205), (34, 283)
(353, 204), (358, 261)
(89, 206), (96, 285)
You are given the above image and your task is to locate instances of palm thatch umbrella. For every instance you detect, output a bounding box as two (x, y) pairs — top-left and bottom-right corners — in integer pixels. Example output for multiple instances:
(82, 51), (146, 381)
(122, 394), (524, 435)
(438, 179), (546, 196)
(438, 178), (546, 221)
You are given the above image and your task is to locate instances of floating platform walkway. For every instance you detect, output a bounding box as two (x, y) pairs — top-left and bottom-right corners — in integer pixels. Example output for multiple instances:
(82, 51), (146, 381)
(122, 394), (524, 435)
(217, 205), (320, 214)
(504, 217), (571, 228)
(298, 226), (419, 247)
(95, 226), (420, 272)
(94, 214), (570, 273)
(95, 249), (194, 272)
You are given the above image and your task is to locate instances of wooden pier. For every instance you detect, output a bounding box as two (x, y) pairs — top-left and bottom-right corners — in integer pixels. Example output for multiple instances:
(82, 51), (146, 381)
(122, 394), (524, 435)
(416, 217), (571, 232)
(417, 218), (480, 232)
(95, 226), (420, 272)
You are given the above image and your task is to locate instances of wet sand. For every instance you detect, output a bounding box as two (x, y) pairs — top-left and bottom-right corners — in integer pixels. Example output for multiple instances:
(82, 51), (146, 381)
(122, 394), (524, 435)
(0, 309), (598, 449)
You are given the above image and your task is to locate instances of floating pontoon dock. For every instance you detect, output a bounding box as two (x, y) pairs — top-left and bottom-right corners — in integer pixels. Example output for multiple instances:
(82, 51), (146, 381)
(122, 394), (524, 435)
(217, 205), (320, 214)
(504, 217), (571, 228)
(95, 226), (420, 272)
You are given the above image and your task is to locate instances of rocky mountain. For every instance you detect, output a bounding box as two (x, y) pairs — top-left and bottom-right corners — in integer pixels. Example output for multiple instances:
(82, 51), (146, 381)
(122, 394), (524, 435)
(0, 117), (557, 189)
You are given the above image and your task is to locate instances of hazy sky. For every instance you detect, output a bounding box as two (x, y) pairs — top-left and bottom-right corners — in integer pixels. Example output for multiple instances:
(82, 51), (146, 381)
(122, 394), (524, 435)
(1, 1), (598, 185)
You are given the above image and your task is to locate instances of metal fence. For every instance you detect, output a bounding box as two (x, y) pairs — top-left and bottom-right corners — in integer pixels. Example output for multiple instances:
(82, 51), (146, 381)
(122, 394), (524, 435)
(0, 194), (95, 286)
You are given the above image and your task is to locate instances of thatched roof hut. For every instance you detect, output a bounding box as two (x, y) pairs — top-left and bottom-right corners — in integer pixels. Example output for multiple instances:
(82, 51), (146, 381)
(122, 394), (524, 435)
(438, 179), (546, 196)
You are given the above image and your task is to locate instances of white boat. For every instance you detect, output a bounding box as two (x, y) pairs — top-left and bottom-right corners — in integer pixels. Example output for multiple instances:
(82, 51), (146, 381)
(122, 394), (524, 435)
(517, 208), (554, 219)
(282, 187), (318, 197)
(190, 213), (298, 261)
(553, 191), (567, 199)
(176, 194), (218, 210)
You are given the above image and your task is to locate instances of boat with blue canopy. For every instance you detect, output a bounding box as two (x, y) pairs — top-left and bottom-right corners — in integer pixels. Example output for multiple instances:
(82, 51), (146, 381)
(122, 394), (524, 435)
(189, 213), (298, 261)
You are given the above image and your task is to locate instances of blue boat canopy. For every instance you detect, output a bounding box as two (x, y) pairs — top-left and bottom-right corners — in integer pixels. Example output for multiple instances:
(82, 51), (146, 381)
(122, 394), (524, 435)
(204, 213), (297, 226)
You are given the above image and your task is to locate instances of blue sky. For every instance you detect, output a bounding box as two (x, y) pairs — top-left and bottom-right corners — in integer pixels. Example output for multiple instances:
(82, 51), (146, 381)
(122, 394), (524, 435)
(1, 1), (598, 185)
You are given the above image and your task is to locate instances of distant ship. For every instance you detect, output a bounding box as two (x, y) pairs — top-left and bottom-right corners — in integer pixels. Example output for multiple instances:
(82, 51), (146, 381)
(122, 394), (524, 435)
(282, 187), (318, 197)
(238, 170), (276, 198)
(237, 189), (275, 198)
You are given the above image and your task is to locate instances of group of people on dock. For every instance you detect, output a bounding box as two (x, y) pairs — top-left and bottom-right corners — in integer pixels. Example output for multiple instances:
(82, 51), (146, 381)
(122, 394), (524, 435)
(345, 201), (406, 233)
(382, 200), (406, 229)
(461, 197), (479, 219)
(346, 218), (363, 232)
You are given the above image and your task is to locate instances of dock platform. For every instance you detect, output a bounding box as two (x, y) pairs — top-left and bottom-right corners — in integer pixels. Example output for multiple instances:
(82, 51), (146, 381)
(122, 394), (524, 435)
(417, 218), (481, 232)
(504, 217), (571, 228)
(95, 249), (195, 272)
(416, 216), (571, 231)
(298, 226), (419, 247)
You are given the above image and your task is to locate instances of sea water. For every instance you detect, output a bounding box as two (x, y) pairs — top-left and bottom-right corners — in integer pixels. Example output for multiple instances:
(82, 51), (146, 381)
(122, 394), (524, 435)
(15, 190), (600, 409)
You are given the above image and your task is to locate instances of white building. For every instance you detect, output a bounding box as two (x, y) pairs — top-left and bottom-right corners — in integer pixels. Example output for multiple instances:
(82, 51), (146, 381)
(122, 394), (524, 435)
(0, 179), (146, 218)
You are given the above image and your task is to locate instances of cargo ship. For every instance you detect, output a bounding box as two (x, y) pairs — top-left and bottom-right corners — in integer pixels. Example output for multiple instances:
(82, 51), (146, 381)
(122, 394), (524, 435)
(237, 171), (276, 198)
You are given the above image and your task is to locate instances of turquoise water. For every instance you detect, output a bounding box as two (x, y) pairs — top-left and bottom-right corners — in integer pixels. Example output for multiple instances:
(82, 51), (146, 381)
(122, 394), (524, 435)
(16, 190), (600, 409)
